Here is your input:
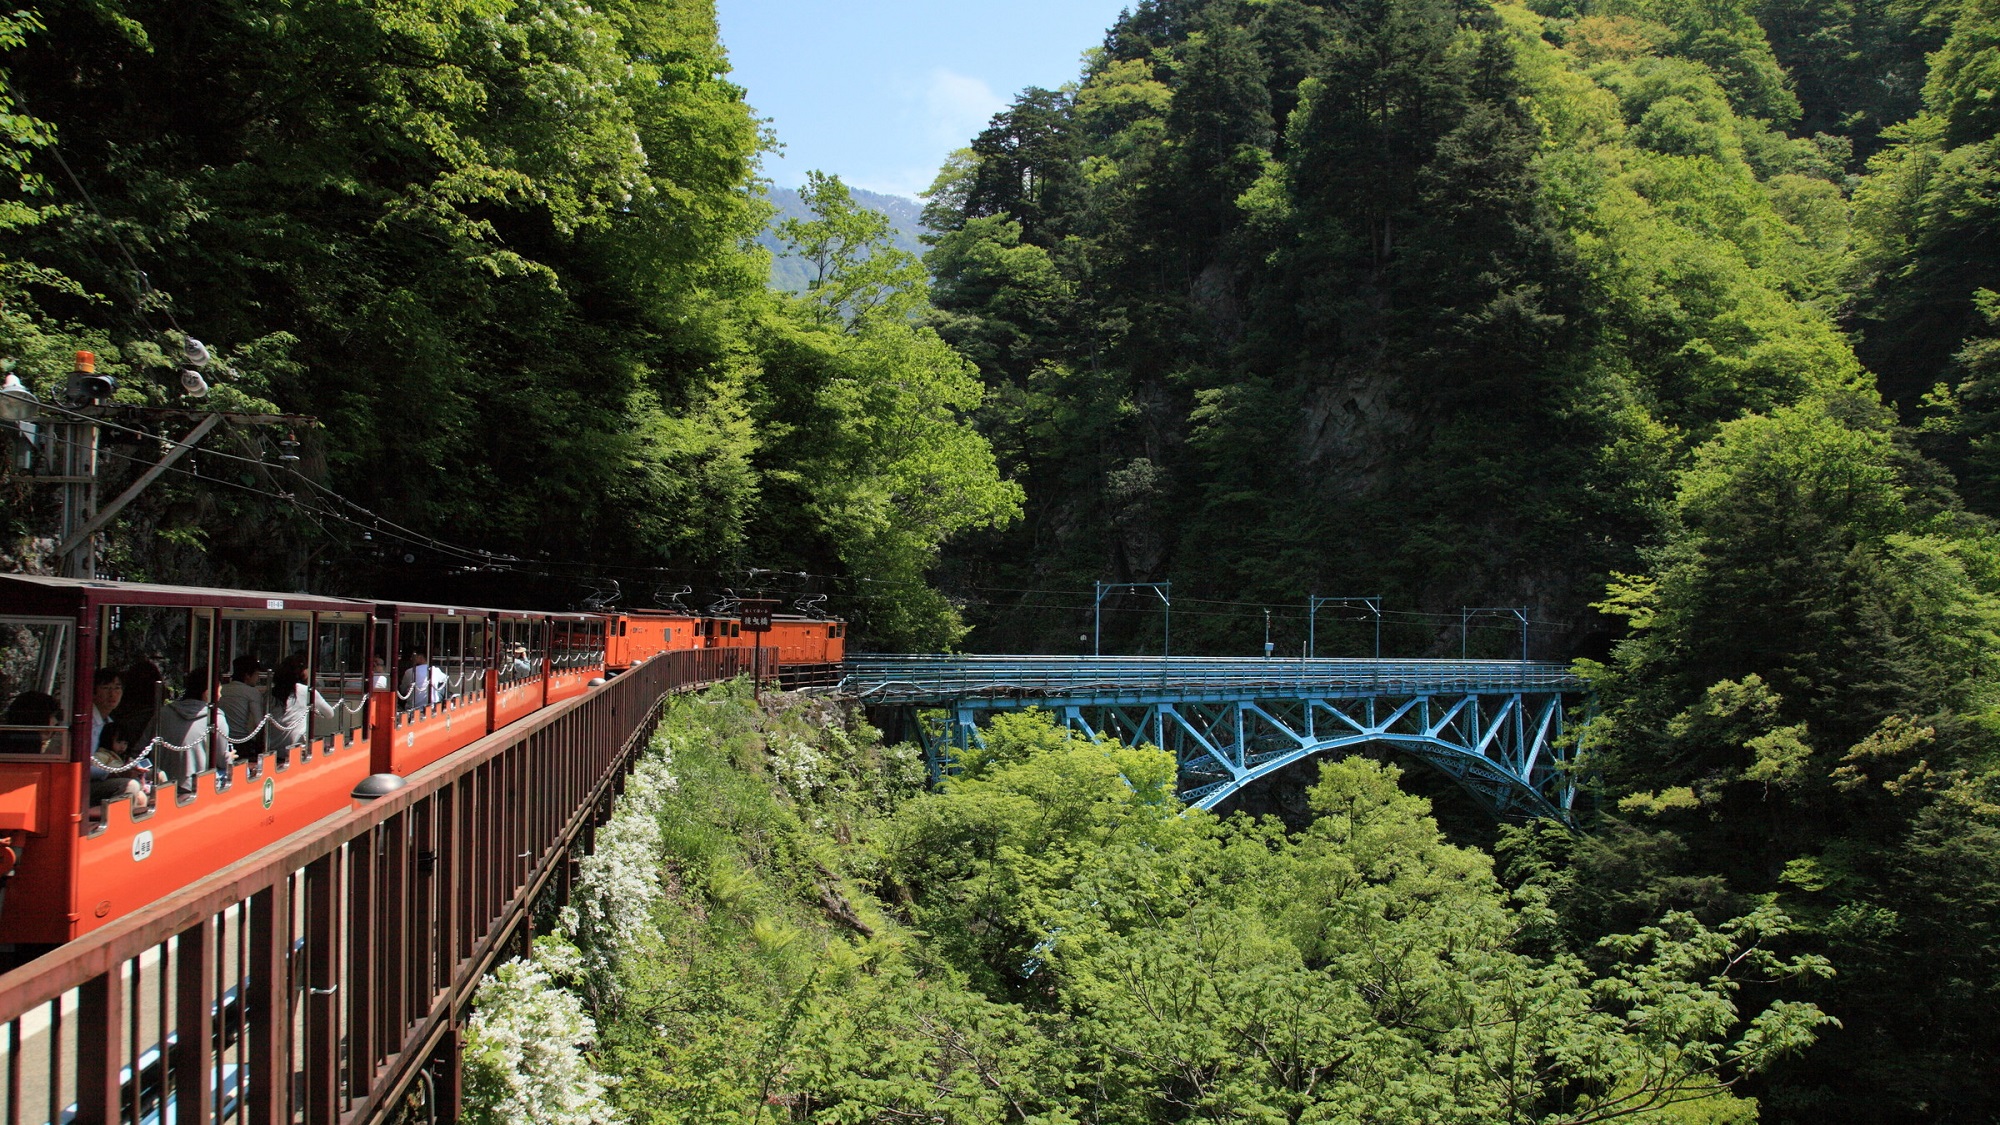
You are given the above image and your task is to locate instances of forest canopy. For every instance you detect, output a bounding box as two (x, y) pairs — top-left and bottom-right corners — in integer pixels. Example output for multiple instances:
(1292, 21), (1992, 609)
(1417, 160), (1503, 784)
(0, 0), (1017, 647)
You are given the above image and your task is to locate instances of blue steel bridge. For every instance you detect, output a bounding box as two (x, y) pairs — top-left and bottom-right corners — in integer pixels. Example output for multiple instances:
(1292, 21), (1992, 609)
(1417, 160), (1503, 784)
(839, 655), (1591, 821)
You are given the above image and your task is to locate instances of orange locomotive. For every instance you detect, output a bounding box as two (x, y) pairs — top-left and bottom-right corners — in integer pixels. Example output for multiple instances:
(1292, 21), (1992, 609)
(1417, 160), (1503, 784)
(0, 574), (843, 952)
(604, 600), (845, 684)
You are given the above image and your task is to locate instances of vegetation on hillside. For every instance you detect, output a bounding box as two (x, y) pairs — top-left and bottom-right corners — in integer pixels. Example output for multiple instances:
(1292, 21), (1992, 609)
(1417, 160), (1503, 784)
(467, 686), (1833, 1125)
(908, 0), (2000, 1117)
(0, 0), (1015, 646)
(6, 0), (2000, 1117)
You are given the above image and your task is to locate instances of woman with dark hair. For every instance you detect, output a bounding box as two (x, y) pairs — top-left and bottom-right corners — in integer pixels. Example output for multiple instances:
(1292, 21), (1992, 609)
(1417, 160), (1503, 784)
(112, 659), (165, 751)
(266, 653), (334, 764)
(0, 691), (61, 755)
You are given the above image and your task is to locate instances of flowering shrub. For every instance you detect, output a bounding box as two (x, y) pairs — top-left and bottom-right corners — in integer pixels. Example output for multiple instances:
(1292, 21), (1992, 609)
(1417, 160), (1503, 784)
(462, 954), (619, 1125)
(562, 740), (677, 1006)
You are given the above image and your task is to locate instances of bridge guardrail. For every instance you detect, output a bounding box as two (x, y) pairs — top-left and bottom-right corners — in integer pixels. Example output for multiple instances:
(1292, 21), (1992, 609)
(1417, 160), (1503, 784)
(839, 655), (1584, 703)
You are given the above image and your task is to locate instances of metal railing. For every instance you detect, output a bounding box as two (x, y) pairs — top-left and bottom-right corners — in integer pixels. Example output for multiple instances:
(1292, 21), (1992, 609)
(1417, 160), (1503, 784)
(839, 654), (1584, 704)
(0, 646), (768, 1125)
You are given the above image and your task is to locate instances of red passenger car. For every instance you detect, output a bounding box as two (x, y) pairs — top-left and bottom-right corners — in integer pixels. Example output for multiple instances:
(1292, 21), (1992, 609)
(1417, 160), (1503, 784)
(0, 574), (843, 953)
(0, 576), (604, 949)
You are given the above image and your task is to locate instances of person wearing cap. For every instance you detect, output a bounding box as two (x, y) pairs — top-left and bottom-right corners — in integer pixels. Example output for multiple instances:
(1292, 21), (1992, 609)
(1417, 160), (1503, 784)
(506, 643), (535, 681)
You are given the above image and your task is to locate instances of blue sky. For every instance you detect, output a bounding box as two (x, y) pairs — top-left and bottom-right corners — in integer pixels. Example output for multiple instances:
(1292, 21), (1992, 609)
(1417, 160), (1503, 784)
(715, 0), (1135, 198)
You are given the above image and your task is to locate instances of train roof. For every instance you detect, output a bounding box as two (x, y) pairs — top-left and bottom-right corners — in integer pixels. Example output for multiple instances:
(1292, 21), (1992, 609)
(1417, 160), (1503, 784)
(0, 572), (366, 612)
(0, 574), (607, 621)
(607, 606), (842, 621)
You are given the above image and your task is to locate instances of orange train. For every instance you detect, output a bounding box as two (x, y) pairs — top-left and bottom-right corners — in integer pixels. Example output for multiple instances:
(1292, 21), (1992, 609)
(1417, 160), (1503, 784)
(0, 574), (844, 952)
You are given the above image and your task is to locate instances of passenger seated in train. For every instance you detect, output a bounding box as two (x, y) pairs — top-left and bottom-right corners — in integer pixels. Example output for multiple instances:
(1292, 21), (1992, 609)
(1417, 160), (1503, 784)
(112, 659), (164, 751)
(218, 655), (269, 762)
(267, 654), (335, 764)
(89, 724), (152, 815)
(90, 668), (121, 754)
(0, 691), (60, 754)
(506, 643), (534, 681)
(399, 645), (447, 711)
(154, 667), (232, 795)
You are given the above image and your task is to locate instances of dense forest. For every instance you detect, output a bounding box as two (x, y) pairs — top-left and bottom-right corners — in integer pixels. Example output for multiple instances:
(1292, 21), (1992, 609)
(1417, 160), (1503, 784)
(912, 0), (2000, 1117)
(4, 0), (2000, 1118)
(0, 0), (1017, 647)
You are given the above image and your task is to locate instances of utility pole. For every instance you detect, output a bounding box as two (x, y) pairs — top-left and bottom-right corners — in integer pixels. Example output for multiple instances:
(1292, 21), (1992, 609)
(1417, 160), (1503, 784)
(1263, 608), (1273, 658)
(1308, 595), (1382, 659)
(1093, 581), (1171, 658)
(1460, 607), (1530, 661)
(50, 417), (99, 578)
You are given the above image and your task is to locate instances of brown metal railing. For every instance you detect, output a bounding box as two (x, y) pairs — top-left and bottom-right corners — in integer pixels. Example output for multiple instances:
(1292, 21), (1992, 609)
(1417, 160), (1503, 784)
(0, 647), (767, 1125)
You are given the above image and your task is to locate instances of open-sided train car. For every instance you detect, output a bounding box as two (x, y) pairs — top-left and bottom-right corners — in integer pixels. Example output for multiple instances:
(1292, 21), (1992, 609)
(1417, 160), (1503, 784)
(0, 575), (846, 952)
(0, 576), (628, 950)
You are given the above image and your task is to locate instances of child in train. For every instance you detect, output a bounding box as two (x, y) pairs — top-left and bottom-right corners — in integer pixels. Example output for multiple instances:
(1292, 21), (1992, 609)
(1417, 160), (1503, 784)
(90, 724), (152, 815)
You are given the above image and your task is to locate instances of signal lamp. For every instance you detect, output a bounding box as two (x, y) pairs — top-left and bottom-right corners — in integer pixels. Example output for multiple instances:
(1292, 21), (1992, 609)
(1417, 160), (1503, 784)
(66, 351), (116, 401)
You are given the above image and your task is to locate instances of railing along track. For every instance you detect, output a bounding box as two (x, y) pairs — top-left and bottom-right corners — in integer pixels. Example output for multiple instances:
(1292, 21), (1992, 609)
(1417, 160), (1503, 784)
(0, 647), (765, 1125)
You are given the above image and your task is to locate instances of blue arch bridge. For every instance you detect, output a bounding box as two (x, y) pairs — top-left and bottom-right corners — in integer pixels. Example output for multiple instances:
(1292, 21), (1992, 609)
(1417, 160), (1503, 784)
(839, 656), (1591, 821)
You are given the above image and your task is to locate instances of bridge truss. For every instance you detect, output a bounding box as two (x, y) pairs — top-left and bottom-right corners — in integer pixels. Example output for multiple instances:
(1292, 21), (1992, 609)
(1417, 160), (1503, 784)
(842, 656), (1589, 821)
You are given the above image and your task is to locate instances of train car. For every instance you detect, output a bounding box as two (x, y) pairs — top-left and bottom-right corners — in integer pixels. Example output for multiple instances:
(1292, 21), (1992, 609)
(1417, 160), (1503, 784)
(604, 610), (699, 674)
(764, 615), (846, 688)
(0, 575), (379, 947)
(0, 576), (627, 950)
(765, 615), (845, 665)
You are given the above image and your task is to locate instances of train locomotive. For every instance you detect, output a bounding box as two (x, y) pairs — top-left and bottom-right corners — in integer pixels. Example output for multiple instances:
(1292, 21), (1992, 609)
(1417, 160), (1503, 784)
(0, 574), (843, 951)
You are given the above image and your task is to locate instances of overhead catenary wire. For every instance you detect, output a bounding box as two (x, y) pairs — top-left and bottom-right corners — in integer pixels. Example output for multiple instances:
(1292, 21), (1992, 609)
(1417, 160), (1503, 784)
(66, 398), (1577, 632)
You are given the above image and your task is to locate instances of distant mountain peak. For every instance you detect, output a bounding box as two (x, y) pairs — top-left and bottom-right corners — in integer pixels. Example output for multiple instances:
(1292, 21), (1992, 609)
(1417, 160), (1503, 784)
(759, 184), (928, 293)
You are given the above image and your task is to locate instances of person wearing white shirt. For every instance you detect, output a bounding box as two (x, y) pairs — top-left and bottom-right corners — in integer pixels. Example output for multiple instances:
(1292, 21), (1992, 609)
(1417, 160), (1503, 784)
(399, 647), (448, 711)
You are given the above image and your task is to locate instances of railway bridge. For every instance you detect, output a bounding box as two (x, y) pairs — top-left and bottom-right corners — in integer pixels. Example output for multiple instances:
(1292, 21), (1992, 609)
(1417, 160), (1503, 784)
(841, 655), (1590, 821)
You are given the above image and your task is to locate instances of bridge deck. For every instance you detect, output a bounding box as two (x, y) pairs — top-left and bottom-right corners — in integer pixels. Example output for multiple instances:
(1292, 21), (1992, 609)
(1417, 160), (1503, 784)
(840, 655), (1584, 704)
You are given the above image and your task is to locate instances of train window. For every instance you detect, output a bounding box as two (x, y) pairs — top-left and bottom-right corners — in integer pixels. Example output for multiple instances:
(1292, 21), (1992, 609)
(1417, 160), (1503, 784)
(465, 619), (489, 691)
(311, 619), (369, 742)
(99, 605), (212, 759)
(0, 617), (73, 759)
(729, 622), (741, 638)
(498, 618), (542, 684)
(220, 615), (287, 684)
(435, 618), (466, 700)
